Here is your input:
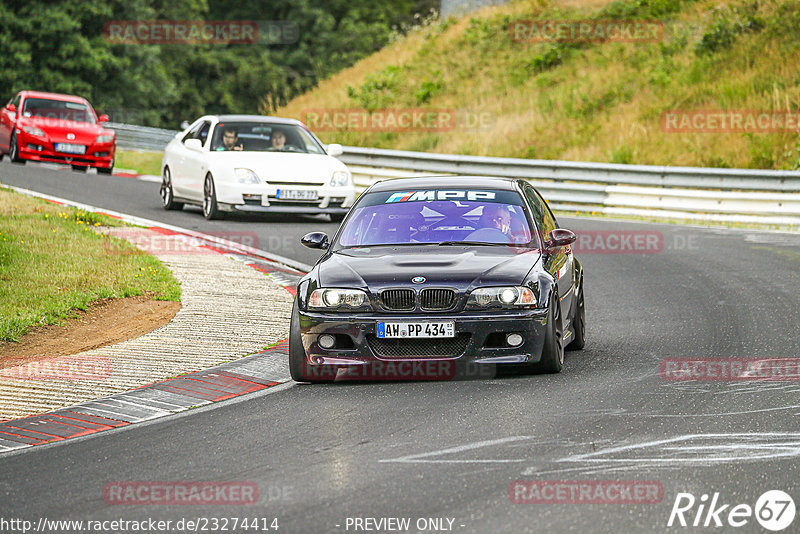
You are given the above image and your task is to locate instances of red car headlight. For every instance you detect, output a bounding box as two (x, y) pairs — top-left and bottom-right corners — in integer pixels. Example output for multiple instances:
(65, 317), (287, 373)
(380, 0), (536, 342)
(96, 134), (114, 143)
(21, 125), (45, 137)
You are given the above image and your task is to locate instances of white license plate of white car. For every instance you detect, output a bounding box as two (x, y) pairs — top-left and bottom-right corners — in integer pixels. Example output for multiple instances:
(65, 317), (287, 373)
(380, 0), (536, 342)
(276, 189), (318, 201)
(377, 321), (455, 339)
(54, 143), (86, 155)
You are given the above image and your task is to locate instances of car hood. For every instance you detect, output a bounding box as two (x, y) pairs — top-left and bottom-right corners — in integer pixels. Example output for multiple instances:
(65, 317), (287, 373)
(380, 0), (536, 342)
(207, 152), (347, 184)
(318, 246), (541, 291)
(21, 117), (109, 144)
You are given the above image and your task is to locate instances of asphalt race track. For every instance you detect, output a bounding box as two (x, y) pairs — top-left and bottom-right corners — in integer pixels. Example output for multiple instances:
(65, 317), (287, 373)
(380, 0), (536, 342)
(2, 161), (800, 533)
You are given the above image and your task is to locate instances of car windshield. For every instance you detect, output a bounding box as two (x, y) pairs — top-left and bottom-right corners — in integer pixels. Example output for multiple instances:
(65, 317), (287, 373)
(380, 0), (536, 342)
(22, 98), (95, 124)
(337, 189), (534, 248)
(209, 122), (326, 153)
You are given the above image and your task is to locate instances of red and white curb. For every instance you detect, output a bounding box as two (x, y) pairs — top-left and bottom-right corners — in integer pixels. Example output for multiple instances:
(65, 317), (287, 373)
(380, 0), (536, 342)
(0, 188), (309, 455)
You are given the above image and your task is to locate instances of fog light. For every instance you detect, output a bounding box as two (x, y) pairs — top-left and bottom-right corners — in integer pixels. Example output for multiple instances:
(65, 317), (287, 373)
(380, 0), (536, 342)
(318, 334), (336, 349)
(506, 333), (523, 347)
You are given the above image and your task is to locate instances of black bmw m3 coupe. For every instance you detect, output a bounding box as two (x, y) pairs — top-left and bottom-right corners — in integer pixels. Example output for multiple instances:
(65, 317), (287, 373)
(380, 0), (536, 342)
(290, 176), (585, 382)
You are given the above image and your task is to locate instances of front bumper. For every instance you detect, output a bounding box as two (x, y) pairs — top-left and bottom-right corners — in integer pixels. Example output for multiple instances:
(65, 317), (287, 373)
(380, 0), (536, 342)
(231, 204), (350, 215)
(298, 309), (550, 375)
(215, 182), (356, 214)
(17, 134), (115, 168)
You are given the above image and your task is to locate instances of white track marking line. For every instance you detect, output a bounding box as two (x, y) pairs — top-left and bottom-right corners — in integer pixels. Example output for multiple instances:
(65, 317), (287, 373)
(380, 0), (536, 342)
(379, 436), (535, 464)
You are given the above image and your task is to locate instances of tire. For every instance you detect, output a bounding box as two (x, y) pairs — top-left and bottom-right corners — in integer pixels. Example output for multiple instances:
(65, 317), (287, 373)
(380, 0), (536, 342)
(202, 174), (220, 220)
(329, 213), (346, 223)
(289, 299), (331, 383)
(9, 132), (24, 164)
(537, 289), (565, 373)
(97, 159), (114, 175)
(160, 167), (183, 210)
(566, 278), (585, 351)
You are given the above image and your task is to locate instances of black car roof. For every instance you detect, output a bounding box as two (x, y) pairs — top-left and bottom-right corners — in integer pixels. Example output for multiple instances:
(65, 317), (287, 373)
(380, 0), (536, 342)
(368, 176), (520, 192)
(215, 115), (302, 126)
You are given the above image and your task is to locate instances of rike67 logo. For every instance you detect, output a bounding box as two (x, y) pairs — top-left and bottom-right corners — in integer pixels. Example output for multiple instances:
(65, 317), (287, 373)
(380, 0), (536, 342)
(668, 490), (796, 531)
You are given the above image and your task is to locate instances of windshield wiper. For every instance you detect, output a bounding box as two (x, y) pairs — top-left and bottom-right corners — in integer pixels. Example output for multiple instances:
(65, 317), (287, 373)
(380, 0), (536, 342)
(437, 241), (504, 246)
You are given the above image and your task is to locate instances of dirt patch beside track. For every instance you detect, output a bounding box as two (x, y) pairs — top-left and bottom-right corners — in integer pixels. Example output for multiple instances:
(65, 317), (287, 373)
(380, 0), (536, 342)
(0, 296), (180, 363)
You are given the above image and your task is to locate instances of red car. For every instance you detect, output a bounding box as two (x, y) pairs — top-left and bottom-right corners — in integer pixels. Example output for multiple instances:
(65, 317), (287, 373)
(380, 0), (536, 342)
(0, 91), (116, 173)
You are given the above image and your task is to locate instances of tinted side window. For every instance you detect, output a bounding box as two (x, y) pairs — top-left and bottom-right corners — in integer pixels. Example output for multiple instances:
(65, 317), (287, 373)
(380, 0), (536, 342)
(524, 185), (547, 241)
(532, 188), (558, 237)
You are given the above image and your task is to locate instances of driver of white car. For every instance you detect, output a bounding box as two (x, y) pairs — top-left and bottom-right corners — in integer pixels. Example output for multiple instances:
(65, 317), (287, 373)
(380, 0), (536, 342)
(215, 126), (243, 151)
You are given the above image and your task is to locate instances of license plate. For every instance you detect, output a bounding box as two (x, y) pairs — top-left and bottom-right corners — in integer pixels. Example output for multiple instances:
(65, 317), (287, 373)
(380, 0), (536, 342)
(54, 143), (86, 155)
(377, 321), (455, 339)
(276, 189), (318, 200)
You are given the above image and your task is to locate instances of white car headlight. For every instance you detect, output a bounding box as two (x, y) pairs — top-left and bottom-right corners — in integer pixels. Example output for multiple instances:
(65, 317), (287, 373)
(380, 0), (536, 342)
(330, 171), (351, 187)
(466, 286), (538, 308)
(22, 126), (45, 137)
(235, 168), (260, 184)
(309, 288), (370, 311)
(95, 134), (114, 143)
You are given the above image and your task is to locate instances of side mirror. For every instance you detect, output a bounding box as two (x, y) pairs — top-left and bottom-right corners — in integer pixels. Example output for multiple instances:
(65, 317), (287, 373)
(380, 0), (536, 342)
(326, 143), (343, 157)
(184, 138), (203, 151)
(181, 121), (191, 130)
(301, 232), (329, 249)
(98, 114), (109, 123)
(5, 103), (15, 113)
(545, 228), (577, 248)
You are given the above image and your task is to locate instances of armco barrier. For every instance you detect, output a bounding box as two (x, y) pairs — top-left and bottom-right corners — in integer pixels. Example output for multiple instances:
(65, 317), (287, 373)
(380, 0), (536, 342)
(109, 123), (800, 225)
(106, 122), (178, 152)
(339, 147), (800, 225)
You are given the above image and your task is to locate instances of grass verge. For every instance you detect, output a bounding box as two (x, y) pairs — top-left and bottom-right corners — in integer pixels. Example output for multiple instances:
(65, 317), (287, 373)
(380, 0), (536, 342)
(277, 0), (800, 169)
(0, 187), (181, 342)
(116, 150), (163, 176)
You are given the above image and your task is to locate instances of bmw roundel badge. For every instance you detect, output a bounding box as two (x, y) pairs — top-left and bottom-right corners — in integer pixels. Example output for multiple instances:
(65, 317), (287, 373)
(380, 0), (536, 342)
(412, 276), (426, 284)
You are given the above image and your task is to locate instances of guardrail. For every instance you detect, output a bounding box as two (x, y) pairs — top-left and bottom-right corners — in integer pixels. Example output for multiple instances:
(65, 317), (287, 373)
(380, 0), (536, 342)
(109, 122), (800, 226)
(339, 147), (800, 226)
(107, 122), (178, 152)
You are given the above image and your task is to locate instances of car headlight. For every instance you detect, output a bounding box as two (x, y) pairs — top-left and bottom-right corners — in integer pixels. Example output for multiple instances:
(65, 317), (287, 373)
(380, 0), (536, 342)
(330, 171), (351, 187)
(95, 134), (114, 143)
(466, 286), (538, 309)
(21, 126), (45, 137)
(309, 288), (371, 311)
(235, 168), (260, 184)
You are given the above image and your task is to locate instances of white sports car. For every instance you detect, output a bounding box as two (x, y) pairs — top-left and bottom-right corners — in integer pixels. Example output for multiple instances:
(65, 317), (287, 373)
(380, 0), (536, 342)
(160, 115), (356, 220)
